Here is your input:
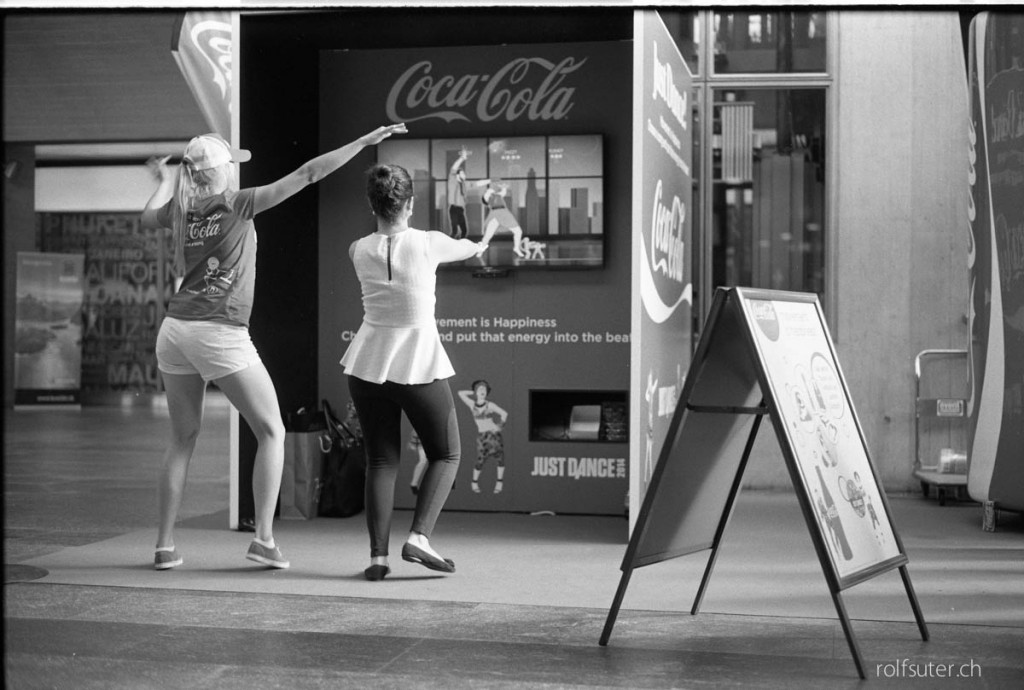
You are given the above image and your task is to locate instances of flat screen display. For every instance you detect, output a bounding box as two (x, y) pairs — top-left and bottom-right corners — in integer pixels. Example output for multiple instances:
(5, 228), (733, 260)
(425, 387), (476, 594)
(377, 134), (604, 270)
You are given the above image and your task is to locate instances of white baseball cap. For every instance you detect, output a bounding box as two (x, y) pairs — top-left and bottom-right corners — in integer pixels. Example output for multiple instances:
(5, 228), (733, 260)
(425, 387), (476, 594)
(183, 134), (251, 170)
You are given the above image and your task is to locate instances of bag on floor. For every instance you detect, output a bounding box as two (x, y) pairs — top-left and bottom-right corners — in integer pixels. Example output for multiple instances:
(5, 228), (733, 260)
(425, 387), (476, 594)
(318, 398), (367, 518)
(280, 409), (328, 520)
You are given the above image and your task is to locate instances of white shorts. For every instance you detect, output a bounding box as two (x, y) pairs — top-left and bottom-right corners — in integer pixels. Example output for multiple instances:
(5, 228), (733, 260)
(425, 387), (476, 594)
(156, 316), (262, 382)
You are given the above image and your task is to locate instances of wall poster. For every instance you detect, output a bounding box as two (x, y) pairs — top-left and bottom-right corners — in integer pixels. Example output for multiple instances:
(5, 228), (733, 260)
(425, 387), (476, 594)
(14, 252), (85, 405)
(38, 212), (173, 395)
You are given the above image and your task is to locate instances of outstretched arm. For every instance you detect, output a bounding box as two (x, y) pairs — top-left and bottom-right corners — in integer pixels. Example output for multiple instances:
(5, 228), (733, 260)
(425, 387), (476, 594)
(140, 156), (174, 230)
(253, 123), (407, 215)
(428, 231), (488, 264)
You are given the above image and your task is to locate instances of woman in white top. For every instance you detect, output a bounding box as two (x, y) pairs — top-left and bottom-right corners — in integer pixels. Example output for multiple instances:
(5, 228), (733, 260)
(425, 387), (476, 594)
(341, 163), (488, 580)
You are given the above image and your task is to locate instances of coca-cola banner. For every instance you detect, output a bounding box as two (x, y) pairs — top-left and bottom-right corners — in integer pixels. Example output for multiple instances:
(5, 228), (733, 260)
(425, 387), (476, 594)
(966, 12), (1024, 512)
(325, 41), (627, 138)
(171, 11), (233, 137)
(629, 11), (694, 525)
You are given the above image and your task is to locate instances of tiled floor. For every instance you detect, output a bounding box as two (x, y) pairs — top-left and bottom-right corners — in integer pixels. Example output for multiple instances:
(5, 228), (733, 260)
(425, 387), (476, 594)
(4, 398), (1023, 688)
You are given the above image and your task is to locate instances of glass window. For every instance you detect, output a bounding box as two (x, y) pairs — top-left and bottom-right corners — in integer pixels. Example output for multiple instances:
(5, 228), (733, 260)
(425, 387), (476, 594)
(713, 11), (826, 74)
(711, 88), (826, 300)
(660, 10), (701, 76)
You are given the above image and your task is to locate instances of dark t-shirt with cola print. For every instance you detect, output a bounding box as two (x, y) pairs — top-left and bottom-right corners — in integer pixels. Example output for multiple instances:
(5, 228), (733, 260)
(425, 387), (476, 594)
(157, 188), (257, 327)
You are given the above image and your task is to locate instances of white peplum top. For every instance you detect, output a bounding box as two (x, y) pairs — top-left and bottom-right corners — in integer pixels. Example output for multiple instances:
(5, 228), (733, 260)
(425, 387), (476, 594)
(340, 228), (454, 384)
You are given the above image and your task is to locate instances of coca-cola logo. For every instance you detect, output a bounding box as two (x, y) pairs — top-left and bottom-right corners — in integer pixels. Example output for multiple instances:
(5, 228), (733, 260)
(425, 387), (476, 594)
(750, 300), (780, 341)
(186, 213), (223, 243)
(649, 179), (686, 283)
(385, 56), (586, 124)
(640, 179), (690, 324)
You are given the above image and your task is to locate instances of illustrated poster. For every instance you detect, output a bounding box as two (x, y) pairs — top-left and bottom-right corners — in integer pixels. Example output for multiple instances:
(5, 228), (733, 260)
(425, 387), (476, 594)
(741, 295), (902, 581)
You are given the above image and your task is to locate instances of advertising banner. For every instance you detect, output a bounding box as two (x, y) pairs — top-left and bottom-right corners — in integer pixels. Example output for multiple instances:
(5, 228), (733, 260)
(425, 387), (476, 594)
(966, 12), (1024, 511)
(14, 252), (85, 405)
(630, 11), (694, 525)
(171, 11), (233, 137)
(38, 213), (173, 395)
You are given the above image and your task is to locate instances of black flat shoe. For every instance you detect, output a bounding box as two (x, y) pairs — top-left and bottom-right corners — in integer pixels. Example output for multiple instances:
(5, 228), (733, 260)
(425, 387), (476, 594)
(364, 564), (390, 581)
(401, 543), (455, 573)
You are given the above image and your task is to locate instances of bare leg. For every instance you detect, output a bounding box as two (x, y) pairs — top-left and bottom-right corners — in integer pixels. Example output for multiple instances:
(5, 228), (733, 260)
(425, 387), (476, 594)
(215, 362), (285, 545)
(511, 225), (525, 256)
(481, 216), (500, 246)
(156, 373), (207, 550)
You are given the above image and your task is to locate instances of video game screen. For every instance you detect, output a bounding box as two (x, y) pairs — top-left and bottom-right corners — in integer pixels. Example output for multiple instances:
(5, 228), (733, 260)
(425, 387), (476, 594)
(376, 134), (604, 270)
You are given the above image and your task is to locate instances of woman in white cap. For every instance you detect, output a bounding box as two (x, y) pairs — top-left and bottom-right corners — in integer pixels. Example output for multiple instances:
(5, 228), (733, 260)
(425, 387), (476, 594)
(141, 124), (406, 571)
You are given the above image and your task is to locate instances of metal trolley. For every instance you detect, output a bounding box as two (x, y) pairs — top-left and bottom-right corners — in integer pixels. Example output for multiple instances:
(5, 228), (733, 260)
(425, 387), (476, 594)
(913, 349), (970, 506)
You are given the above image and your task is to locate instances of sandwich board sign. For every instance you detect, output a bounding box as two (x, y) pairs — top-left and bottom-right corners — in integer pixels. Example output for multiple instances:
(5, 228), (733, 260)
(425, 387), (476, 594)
(600, 287), (928, 679)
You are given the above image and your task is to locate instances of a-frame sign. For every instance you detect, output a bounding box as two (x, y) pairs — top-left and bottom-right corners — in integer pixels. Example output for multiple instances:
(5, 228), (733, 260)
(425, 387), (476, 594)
(601, 287), (928, 679)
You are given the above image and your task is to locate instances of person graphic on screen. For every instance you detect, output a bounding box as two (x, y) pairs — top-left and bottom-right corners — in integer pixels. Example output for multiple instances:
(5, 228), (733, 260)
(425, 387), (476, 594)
(458, 380), (509, 494)
(447, 147), (489, 240)
(140, 123), (407, 572)
(480, 181), (525, 258)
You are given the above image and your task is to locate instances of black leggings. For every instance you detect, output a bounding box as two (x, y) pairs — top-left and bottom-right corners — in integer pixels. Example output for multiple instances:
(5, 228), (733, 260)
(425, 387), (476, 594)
(449, 205), (468, 239)
(347, 375), (461, 557)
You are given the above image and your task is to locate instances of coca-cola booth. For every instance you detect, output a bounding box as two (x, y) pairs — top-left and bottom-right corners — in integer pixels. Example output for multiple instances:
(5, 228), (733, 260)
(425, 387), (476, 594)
(235, 9), (692, 522)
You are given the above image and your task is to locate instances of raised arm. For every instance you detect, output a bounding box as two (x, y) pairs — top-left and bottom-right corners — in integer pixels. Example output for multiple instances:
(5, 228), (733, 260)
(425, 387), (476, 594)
(252, 123), (407, 215)
(457, 389), (475, 408)
(140, 156), (174, 230)
(427, 231), (488, 264)
(449, 149), (468, 176)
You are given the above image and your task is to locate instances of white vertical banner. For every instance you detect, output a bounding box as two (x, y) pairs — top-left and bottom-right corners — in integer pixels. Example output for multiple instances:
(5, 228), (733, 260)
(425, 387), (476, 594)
(171, 11), (234, 138)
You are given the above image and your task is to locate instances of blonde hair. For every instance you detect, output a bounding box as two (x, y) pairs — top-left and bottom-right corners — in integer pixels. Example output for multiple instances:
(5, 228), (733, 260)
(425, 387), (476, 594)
(169, 161), (238, 275)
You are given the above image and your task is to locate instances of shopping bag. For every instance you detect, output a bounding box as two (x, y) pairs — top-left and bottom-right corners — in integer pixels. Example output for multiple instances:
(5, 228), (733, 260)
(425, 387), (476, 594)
(280, 423), (327, 520)
(318, 398), (367, 518)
